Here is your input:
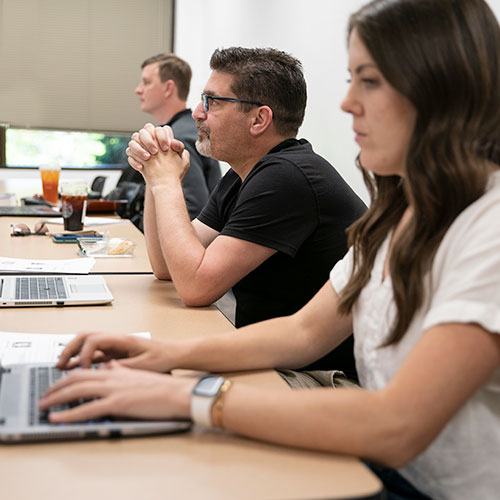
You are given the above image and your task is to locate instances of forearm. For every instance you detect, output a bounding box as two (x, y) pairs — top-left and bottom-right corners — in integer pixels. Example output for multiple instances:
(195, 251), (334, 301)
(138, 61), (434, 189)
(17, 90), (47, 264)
(151, 181), (210, 298)
(180, 152), (210, 220)
(221, 383), (404, 466)
(169, 313), (342, 373)
(144, 186), (171, 279)
(217, 323), (500, 468)
(168, 282), (352, 372)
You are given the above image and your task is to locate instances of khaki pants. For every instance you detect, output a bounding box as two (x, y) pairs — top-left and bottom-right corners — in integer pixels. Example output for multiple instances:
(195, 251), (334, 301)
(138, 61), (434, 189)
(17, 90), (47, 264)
(277, 369), (359, 390)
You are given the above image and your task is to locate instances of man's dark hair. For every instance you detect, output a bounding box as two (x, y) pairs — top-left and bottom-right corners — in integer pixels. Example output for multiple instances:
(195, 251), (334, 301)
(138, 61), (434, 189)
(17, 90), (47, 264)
(141, 53), (192, 101)
(209, 47), (307, 137)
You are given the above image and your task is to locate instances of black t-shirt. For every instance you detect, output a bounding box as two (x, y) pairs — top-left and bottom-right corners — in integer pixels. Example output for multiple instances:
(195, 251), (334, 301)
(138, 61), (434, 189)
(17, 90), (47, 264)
(198, 138), (366, 375)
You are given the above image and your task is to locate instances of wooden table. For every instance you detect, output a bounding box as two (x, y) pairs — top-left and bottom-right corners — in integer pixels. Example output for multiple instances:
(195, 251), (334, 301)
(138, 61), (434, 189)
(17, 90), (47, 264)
(0, 275), (383, 499)
(1, 216), (153, 274)
(0, 275), (228, 338)
(1, 431), (383, 500)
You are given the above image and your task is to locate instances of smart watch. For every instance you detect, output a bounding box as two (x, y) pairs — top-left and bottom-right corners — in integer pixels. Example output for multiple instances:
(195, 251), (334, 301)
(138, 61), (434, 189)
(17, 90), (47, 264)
(191, 375), (226, 427)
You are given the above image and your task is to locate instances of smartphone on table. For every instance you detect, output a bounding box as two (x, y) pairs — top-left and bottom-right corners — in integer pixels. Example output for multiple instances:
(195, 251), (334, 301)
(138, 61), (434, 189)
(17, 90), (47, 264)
(52, 231), (103, 243)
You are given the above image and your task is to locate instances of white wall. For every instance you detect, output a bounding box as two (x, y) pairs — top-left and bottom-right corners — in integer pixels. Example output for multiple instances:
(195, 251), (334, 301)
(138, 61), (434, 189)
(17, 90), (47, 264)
(175, 0), (500, 203)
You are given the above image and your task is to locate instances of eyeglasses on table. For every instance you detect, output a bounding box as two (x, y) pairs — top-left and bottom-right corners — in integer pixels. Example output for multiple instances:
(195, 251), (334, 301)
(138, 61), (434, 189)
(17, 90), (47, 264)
(10, 221), (49, 237)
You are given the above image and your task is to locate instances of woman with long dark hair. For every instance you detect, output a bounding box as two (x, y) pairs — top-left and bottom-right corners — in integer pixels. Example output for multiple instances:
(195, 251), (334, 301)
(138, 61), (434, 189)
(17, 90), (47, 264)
(41, 1), (500, 498)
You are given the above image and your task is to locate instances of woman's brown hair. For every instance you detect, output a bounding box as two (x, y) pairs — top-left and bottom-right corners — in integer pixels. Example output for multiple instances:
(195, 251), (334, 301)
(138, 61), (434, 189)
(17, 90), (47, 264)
(338, 0), (500, 345)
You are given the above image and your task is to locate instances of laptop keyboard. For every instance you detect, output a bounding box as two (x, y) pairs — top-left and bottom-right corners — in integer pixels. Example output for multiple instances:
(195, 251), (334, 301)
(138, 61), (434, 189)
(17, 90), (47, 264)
(0, 205), (61, 217)
(30, 366), (66, 425)
(16, 277), (67, 301)
(29, 366), (104, 425)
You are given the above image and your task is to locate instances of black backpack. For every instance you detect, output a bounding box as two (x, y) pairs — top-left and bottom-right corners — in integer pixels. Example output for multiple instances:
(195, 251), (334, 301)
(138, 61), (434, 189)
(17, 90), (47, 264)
(105, 181), (145, 232)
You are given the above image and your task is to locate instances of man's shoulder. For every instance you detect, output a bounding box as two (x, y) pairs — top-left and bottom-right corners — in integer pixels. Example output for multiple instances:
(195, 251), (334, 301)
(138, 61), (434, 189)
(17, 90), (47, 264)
(249, 139), (365, 212)
(253, 138), (339, 182)
(261, 138), (331, 169)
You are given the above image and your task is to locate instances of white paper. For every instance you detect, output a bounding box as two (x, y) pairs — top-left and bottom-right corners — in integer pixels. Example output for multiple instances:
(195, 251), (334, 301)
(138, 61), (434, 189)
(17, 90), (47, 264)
(0, 193), (17, 206)
(0, 331), (151, 367)
(0, 256), (95, 274)
(45, 217), (127, 226)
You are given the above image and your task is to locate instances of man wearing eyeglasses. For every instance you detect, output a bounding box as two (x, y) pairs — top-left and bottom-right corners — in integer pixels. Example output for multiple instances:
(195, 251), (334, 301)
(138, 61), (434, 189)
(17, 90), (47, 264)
(127, 47), (366, 373)
(119, 53), (221, 220)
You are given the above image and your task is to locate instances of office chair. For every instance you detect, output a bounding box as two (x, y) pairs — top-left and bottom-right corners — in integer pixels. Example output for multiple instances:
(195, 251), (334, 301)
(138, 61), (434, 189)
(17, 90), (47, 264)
(88, 175), (107, 199)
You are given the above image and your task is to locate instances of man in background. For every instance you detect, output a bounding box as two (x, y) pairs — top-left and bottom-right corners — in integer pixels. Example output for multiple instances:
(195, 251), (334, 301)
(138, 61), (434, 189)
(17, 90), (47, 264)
(119, 53), (221, 220)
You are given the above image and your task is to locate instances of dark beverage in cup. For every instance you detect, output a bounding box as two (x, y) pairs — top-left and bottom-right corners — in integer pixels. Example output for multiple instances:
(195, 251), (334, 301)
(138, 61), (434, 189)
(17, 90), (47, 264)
(61, 194), (87, 231)
(60, 181), (88, 231)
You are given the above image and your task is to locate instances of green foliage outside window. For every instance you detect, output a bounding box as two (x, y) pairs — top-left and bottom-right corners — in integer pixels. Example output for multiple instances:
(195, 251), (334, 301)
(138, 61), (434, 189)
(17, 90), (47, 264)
(5, 128), (129, 168)
(94, 136), (129, 165)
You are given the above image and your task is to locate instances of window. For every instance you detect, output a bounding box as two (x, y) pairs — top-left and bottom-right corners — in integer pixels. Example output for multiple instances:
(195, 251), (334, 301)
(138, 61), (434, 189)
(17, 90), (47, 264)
(0, 0), (173, 169)
(4, 128), (129, 170)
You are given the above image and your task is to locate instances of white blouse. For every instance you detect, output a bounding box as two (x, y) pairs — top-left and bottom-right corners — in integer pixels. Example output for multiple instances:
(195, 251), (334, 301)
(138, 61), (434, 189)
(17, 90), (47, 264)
(330, 171), (500, 500)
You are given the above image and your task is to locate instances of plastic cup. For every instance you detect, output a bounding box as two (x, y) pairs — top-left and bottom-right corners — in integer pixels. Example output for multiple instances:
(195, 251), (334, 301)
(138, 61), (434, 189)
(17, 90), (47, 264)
(39, 162), (61, 205)
(60, 180), (88, 231)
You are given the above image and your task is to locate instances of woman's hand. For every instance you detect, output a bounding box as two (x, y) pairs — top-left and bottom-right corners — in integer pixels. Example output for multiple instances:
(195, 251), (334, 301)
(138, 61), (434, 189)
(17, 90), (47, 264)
(39, 361), (196, 423)
(56, 332), (175, 372)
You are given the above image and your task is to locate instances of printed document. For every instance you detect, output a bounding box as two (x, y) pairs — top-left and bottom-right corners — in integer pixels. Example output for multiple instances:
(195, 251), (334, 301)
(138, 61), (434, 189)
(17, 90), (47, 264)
(0, 331), (151, 367)
(0, 256), (95, 274)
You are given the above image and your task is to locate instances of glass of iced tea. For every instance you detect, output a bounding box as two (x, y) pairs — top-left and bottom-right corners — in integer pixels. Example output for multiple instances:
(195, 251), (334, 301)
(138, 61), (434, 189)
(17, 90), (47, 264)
(39, 162), (60, 205)
(60, 180), (88, 231)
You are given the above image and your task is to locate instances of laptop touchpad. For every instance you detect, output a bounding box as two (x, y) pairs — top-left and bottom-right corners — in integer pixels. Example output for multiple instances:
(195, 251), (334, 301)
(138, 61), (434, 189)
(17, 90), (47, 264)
(1, 374), (23, 416)
(70, 284), (106, 294)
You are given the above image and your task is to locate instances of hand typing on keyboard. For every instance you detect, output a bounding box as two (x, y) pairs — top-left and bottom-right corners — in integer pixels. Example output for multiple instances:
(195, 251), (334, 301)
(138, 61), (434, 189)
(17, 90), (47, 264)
(38, 361), (196, 423)
(32, 366), (104, 425)
(56, 331), (172, 372)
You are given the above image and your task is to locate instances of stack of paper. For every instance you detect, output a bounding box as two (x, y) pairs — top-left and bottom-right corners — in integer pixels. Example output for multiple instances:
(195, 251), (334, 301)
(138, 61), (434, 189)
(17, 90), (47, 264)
(0, 256), (96, 274)
(0, 331), (151, 367)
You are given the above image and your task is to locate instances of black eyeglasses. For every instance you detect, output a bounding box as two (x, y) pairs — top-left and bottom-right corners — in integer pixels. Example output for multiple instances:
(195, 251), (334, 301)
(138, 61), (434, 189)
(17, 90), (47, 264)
(10, 222), (49, 237)
(201, 92), (264, 112)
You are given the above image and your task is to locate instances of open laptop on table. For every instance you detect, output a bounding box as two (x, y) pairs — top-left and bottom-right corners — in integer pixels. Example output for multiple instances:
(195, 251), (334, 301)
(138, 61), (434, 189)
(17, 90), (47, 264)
(0, 275), (113, 307)
(0, 205), (61, 217)
(0, 363), (192, 443)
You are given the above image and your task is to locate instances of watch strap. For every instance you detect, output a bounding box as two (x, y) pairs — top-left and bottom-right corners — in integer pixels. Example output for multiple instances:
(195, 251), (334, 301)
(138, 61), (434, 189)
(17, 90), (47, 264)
(191, 391), (215, 427)
(191, 375), (225, 427)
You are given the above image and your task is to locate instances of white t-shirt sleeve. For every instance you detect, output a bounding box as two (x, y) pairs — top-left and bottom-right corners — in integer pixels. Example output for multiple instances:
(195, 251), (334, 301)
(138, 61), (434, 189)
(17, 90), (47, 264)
(422, 190), (500, 335)
(330, 247), (354, 295)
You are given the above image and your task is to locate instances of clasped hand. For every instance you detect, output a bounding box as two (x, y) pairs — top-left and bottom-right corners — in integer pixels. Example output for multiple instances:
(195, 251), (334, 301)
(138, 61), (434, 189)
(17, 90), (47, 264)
(126, 123), (190, 186)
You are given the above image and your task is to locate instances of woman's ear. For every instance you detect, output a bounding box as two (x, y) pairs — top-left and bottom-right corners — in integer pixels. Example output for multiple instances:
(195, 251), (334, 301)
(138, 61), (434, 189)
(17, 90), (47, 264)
(249, 106), (274, 137)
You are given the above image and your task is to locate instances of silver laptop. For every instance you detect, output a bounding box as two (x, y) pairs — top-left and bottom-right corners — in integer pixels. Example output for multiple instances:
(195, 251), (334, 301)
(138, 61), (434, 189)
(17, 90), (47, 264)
(0, 205), (61, 217)
(0, 363), (192, 443)
(0, 275), (113, 307)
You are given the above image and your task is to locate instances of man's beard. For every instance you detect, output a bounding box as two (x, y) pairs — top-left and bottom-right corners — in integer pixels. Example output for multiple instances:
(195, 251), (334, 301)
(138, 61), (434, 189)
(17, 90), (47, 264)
(195, 122), (212, 157)
(195, 136), (212, 157)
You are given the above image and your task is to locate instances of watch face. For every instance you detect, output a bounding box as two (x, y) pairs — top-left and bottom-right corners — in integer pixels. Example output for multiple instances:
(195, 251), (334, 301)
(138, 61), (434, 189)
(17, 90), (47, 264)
(194, 376), (225, 397)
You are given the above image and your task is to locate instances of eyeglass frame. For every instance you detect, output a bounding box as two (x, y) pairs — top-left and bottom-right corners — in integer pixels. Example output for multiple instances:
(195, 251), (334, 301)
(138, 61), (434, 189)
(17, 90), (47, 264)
(10, 221), (49, 237)
(201, 92), (265, 112)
